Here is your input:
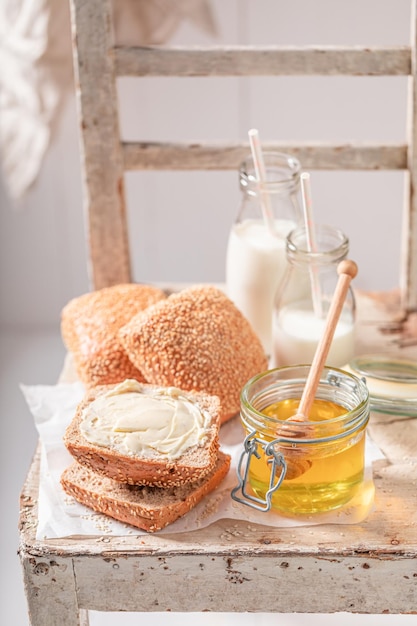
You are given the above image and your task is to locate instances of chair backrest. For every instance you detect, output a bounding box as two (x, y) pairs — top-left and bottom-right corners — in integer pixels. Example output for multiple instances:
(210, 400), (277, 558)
(69, 0), (417, 312)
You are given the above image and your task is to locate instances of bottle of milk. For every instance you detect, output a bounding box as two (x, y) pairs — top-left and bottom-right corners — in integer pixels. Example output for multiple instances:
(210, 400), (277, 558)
(272, 224), (356, 368)
(225, 152), (302, 357)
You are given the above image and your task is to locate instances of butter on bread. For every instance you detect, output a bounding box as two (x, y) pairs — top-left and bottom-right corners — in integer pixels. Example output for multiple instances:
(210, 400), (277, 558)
(61, 451), (231, 533)
(63, 381), (222, 488)
(61, 283), (166, 387)
(119, 285), (268, 423)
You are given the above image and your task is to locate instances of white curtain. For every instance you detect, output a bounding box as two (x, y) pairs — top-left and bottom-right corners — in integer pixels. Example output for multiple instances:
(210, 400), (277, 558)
(0, 0), (217, 200)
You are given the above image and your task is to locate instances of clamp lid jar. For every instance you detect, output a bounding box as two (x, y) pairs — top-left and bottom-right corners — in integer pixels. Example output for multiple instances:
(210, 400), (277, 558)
(232, 365), (370, 515)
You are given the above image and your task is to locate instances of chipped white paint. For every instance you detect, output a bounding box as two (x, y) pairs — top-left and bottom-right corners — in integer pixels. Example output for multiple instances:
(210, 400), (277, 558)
(69, 0), (131, 290)
(115, 45), (412, 77)
(73, 553), (417, 614)
(122, 142), (408, 172)
(18, 449), (417, 616)
(20, 553), (86, 625)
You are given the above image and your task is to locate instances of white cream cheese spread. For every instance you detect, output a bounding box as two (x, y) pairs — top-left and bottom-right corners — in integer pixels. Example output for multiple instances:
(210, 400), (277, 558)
(80, 379), (212, 459)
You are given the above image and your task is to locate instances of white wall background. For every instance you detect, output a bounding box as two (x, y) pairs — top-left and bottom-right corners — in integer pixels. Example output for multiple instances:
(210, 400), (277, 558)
(0, 0), (412, 331)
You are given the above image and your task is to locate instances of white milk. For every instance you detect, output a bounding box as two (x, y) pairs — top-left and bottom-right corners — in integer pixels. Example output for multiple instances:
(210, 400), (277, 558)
(273, 303), (355, 368)
(226, 218), (295, 355)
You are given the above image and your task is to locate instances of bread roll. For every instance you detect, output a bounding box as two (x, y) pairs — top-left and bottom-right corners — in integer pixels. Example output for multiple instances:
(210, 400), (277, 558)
(119, 285), (268, 423)
(61, 283), (166, 387)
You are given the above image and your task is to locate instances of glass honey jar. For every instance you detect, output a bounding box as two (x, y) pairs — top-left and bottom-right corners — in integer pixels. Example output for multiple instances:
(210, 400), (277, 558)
(231, 365), (370, 515)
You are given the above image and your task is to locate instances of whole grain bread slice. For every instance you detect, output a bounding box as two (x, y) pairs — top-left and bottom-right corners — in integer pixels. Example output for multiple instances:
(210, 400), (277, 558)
(61, 451), (231, 532)
(64, 381), (222, 488)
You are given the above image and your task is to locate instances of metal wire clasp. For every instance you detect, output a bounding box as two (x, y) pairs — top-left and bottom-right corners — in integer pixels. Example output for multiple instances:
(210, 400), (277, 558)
(231, 431), (287, 512)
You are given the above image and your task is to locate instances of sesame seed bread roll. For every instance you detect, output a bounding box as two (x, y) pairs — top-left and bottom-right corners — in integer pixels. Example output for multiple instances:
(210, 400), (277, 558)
(64, 381), (222, 488)
(61, 283), (166, 387)
(61, 451), (231, 533)
(119, 285), (268, 423)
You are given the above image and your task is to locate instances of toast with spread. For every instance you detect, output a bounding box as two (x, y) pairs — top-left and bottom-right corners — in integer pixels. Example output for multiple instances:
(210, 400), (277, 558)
(63, 380), (222, 488)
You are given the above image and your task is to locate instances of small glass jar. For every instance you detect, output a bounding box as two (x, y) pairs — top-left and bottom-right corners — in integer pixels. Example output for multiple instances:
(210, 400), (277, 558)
(225, 152), (302, 357)
(272, 224), (355, 369)
(231, 365), (370, 515)
(346, 354), (417, 416)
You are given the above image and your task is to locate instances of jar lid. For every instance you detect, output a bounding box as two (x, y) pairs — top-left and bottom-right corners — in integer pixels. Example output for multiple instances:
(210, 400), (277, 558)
(344, 354), (417, 416)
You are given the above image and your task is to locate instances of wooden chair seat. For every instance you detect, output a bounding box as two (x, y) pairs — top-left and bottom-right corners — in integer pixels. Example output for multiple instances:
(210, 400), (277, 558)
(19, 289), (417, 623)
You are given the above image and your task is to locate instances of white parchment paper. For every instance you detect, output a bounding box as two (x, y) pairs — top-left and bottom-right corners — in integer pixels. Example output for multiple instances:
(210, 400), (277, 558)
(21, 382), (382, 538)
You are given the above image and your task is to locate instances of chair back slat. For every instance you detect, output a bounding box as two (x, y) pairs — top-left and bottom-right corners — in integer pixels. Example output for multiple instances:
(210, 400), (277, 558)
(70, 0), (417, 309)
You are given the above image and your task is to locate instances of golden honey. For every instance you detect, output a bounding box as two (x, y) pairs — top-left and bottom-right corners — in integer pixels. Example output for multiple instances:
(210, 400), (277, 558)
(237, 366), (370, 515)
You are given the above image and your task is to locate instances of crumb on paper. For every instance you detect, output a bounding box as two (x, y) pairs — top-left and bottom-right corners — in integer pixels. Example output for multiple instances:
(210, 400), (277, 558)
(198, 491), (226, 522)
(220, 526), (245, 541)
(81, 512), (113, 533)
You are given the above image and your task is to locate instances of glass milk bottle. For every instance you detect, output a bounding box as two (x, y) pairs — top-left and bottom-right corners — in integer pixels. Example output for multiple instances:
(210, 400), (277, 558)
(272, 224), (356, 368)
(225, 152), (302, 357)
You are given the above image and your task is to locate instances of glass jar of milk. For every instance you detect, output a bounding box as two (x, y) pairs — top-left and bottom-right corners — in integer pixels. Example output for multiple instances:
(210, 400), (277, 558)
(272, 224), (355, 368)
(225, 152), (302, 357)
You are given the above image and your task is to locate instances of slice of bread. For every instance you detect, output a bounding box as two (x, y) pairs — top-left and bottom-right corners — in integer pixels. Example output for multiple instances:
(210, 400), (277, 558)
(119, 285), (268, 423)
(64, 381), (222, 488)
(61, 283), (166, 387)
(61, 452), (231, 532)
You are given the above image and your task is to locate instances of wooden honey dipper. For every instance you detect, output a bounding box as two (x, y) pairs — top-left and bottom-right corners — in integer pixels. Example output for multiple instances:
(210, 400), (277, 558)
(277, 259), (358, 480)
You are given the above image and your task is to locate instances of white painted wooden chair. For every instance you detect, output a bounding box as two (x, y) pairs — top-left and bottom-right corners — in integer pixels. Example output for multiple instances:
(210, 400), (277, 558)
(19, 0), (417, 623)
